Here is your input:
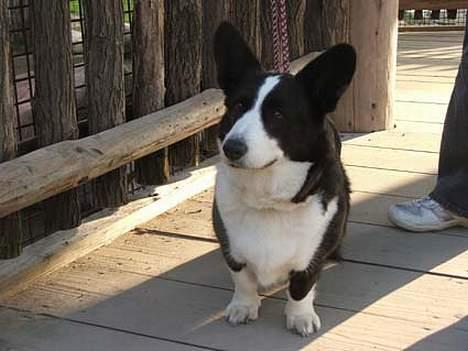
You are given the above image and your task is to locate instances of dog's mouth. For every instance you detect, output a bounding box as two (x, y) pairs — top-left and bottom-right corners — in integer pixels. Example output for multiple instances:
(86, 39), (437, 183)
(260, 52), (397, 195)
(227, 158), (278, 170)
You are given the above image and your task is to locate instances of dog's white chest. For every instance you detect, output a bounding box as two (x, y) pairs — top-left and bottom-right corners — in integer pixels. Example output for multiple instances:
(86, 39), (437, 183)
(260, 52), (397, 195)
(215, 163), (338, 288)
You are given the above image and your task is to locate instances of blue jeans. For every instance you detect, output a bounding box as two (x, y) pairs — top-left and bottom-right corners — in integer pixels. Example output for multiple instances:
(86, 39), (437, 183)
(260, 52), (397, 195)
(430, 24), (468, 217)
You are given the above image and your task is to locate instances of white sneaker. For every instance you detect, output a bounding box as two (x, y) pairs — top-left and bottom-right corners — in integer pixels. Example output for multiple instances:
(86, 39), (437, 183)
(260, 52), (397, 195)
(388, 196), (468, 232)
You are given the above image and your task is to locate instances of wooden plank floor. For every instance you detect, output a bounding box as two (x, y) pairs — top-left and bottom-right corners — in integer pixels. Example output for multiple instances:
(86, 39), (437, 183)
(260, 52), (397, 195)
(1, 32), (468, 351)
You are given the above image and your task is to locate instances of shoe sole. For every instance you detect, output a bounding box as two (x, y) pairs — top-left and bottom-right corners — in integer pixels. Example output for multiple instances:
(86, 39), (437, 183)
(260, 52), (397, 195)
(388, 214), (468, 233)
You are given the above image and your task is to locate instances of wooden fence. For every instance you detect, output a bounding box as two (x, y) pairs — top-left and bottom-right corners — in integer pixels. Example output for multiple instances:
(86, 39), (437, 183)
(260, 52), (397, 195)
(2, 0), (327, 259)
(2, 0), (465, 259)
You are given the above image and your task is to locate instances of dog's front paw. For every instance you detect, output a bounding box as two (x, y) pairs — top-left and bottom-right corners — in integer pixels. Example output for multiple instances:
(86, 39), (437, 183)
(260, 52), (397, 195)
(225, 299), (260, 326)
(286, 309), (321, 337)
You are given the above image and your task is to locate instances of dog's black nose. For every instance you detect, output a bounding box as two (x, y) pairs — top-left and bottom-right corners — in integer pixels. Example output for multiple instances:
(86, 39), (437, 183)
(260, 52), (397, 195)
(223, 138), (247, 161)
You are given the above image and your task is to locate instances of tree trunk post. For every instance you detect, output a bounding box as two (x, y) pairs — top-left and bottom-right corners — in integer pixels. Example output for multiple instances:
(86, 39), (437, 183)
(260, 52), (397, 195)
(349, 0), (398, 132)
(260, 0), (274, 70)
(200, 0), (226, 158)
(0, 0), (24, 259)
(132, 0), (168, 185)
(227, 0), (262, 57)
(304, 0), (397, 132)
(304, 0), (324, 52)
(84, 0), (128, 207)
(31, 0), (81, 232)
(288, 0), (306, 60)
(304, 0), (353, 131)
(164, 0), (202, 173)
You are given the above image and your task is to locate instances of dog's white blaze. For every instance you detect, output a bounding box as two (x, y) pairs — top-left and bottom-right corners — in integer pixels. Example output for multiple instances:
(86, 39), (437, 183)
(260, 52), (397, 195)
(223, 76), (283, 169)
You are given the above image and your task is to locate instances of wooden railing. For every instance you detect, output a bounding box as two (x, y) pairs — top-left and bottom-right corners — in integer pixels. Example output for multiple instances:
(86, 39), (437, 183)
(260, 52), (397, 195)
(0, 90), (223, 219)
(0, 53), (317, 220)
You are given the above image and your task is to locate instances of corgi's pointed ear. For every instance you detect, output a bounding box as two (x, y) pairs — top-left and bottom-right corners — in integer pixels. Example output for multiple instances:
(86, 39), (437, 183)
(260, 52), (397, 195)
(214, 22), (261, 96)
(296, 44), (356, 114)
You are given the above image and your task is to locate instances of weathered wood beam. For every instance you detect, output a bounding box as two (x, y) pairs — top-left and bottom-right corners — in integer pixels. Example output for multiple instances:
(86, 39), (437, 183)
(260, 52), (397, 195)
(0, 89), (224, 218)
(0, 52), (319, 219)
(0, 0), (24, 259)
(399, 0), (468, 10)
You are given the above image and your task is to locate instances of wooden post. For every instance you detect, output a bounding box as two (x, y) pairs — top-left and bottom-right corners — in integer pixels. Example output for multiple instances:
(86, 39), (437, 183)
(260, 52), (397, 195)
(201, 0), (226, 90)
(288, 0), (306, 60)
(200, 0), (226, 158)
(165, 0), (202, 173)
(227, 0), (261, 57)
(31, 0), (81, 231)
(304, 0), (350, 53)
(304, 0), (353, 131)
(304, 0), (323, 52)
(260, 0), (274, 69)
(84, 0), (128, 207)
(303, 0), (396, 132)
(0, 0), (24, 258)
(132, 0), (168, 185)
(349, 0), (398, 132)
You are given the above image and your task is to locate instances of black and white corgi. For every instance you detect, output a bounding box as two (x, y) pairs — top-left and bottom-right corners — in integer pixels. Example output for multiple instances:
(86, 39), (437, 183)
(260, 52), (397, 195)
(212, 22), (356, 337)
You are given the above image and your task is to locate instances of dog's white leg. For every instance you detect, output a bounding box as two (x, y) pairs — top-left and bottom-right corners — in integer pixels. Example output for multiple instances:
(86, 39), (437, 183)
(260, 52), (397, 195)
(285, 284), (321, 337)
(225, 269), (261, 325)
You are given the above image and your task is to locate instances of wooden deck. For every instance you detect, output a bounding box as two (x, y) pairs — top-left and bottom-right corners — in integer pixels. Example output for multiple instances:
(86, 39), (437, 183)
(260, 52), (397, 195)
(1, 32), (468, 351)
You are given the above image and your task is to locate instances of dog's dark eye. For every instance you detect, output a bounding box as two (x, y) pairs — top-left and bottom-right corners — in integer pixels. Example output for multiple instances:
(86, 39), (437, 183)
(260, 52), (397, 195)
(266, 110), (283, 121)
(273, 111), (283, 119)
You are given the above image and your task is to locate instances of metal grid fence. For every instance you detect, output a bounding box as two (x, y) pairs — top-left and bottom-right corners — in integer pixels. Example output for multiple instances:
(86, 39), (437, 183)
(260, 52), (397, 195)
(399, 8), (467, 28)
(7, 0), (136, 245)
